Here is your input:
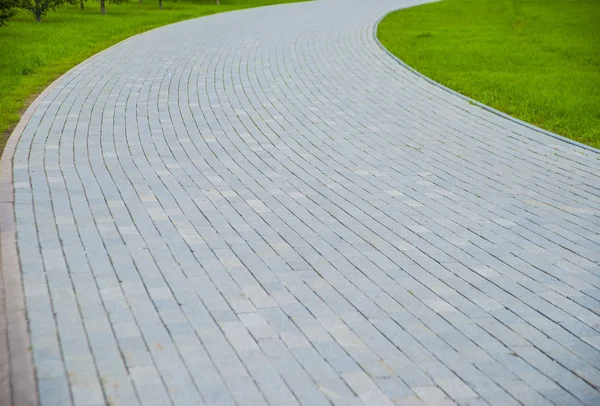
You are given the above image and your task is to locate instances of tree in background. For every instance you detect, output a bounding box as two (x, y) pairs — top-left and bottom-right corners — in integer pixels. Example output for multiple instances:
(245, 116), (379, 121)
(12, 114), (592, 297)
(100, 0), (127, 15)
(0, 0), (17, 26)
(18, 0), (76, 22)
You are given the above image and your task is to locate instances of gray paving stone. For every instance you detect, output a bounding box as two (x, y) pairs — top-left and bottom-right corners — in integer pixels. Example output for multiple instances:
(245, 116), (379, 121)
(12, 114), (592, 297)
(10, 0), (600, 404)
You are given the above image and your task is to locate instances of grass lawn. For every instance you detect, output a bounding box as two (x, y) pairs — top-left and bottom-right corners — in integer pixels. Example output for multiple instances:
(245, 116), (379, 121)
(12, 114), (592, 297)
(0, 0), (302, 151)
(378, 0), (600, 149)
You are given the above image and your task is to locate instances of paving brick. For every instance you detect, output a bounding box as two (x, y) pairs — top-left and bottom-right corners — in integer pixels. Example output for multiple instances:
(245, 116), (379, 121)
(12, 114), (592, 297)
(8, 0), (600, 405)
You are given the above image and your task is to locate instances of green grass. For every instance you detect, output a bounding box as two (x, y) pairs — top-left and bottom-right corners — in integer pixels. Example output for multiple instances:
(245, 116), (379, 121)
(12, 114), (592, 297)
(378, 0), (600, 149)
(0, 0), (302, 150)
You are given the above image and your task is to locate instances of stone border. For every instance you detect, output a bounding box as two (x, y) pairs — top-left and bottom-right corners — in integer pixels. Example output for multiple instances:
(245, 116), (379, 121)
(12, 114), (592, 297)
(0, 74), (49, 406)
(373, 13), (600, 155)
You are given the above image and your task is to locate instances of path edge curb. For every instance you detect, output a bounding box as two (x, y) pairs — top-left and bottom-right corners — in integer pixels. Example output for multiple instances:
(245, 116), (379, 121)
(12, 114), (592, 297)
(0, 71), (46, 406)
(373, 12), (600, 155)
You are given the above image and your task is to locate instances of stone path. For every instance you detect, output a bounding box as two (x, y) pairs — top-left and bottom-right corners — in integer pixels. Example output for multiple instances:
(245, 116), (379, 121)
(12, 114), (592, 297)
(5, 0), (600, 405)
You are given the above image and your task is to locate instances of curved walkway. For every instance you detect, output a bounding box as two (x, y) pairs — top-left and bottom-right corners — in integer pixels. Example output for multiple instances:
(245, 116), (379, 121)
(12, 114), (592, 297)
(5, 0), (600, 405)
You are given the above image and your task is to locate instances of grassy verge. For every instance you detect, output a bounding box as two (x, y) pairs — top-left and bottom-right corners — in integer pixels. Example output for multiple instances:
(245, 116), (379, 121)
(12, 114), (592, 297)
(377, 0), (600, 149)
(0, 0), (302, 150)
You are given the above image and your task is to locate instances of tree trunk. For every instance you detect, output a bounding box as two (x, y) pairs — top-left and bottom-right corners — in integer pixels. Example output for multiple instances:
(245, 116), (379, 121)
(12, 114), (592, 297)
(216, 0), (219, 4)
(101, 0), (105, 14)
(80, 0), (84, 9)
(35, 9), (41, 22)
(159, 0), (162, 9)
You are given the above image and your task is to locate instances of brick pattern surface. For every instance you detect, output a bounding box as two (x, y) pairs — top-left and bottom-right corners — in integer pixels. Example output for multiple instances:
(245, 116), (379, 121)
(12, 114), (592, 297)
(11, 0), (600, 405)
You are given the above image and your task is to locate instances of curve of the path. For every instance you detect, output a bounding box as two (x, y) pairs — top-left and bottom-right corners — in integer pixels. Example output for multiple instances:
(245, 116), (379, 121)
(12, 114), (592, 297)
(11, 0), (600, 405)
